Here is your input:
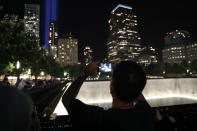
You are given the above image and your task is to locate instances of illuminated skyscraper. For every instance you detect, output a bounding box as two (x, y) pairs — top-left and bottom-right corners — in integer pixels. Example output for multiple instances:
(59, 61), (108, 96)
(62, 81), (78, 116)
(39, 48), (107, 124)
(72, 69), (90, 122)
(57, 34), (78, 66)
(138, 46), (158, 66)
(162, 30), (190, 63)
(49, 21), (58, 59)
(107, 4), (142, 62)
(83, 46), (93, 65)
(187, 42), (197, 61)
(24, 4), (40, 39)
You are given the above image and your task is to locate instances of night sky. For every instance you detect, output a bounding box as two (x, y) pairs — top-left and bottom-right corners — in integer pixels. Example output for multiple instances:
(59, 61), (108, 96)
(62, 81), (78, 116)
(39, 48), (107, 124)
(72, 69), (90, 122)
(1, 0), (197, 61)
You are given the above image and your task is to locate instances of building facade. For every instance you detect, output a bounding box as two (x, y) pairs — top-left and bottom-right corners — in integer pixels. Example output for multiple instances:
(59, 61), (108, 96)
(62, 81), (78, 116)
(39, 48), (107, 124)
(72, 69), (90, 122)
(49, 21), (58, 59)
(138, 46), (158, 66)
(187, 42), (197, 62)
(162, 30), (190, 63)
(57, 34), (78, 66)
(162, 46), (186, 63)
(24, 4), (40, 39)
(107, 4), (142, 62)
(83, 46), (93, 65)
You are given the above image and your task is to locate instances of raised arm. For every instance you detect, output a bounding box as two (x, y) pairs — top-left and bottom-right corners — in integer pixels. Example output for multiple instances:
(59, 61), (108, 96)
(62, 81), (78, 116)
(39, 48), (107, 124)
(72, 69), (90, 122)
(62, 62), (99, 109)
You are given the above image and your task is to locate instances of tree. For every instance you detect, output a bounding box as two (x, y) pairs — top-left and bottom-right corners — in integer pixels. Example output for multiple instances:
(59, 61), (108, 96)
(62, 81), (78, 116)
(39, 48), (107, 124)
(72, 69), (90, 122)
(180, 60), (189, 74)
(0, 14), (67, 79)
(190, 59), (197, 74)
(45, 54), (64, 78)
(144, 62), (164, 76)
(0, 15), (41, 76)
(171, 63), (184, 74)
(65, 64), (84, 80)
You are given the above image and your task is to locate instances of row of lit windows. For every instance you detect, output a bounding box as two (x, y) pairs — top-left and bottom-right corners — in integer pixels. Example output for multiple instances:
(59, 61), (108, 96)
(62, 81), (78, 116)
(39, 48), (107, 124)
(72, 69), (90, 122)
(187, 45), (197, 48)
(109, 52), (117, 56)
(168, 56), (185, 59)
(188, 54), (197, 57)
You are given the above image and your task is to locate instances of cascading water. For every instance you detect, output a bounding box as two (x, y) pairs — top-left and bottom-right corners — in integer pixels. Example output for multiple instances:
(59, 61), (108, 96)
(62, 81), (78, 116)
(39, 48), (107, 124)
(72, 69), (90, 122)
(54, 78), (197, 115)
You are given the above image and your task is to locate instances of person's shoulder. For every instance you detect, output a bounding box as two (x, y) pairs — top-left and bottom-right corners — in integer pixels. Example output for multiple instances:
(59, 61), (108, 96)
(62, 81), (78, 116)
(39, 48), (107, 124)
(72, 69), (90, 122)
(135, 100), (151, 108)
(70, 98), (84, 105)
(135, 100), (156, 117)
(69, 98), (104, 111)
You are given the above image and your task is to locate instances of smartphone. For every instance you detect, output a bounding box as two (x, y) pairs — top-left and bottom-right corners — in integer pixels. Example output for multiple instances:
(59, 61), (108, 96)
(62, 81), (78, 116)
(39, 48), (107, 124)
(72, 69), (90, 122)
(98, 63), (113, 72)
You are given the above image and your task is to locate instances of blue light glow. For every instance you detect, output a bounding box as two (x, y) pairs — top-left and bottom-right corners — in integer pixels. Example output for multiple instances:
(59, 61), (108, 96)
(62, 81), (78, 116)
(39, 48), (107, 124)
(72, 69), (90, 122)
(50, 0), (57, 21)
(43, 0), (57, 50)
(111, 4), (132, 13)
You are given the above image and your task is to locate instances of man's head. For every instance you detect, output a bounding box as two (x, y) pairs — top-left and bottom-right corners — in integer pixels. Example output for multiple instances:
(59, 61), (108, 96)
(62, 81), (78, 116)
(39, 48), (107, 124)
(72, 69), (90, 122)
(110, 61), (146, 103)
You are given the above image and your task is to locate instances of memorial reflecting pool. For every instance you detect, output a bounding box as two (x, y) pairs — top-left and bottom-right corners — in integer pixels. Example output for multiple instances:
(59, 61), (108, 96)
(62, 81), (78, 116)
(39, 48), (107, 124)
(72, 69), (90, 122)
(54, 78), (197, 115)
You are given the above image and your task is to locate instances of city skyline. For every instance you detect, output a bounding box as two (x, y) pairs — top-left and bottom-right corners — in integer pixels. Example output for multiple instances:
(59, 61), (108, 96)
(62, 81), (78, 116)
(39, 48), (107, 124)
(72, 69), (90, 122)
(1, 0), (197, 61)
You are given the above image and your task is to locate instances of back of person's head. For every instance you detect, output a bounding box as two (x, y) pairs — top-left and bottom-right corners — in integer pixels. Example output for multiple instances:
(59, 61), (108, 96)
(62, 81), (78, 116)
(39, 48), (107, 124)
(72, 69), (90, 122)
(0, 86), (33, 131)
(36, 80), (43, 87)
(3, 77), (8, 82)
(111, 61), (146, 103)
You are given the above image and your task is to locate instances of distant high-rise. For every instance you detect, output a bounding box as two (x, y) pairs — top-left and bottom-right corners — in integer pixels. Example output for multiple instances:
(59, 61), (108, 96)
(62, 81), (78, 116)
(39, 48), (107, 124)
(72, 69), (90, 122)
(187, 42), (197, 61)
(138, 46), (158, 66)
(57, 34), (78, 66)
(107, 4), (142, 62)
(49, 21), (58, 59)
(24, 4), (40, 40)
(162, 30), (190, 63)
(83, 46), (93, 65)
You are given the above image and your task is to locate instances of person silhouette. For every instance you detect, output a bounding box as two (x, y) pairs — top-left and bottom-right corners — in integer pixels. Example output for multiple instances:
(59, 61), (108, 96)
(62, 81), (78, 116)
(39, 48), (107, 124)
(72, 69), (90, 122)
(0, 86), (34, 131)
(62, 61), (155, 131)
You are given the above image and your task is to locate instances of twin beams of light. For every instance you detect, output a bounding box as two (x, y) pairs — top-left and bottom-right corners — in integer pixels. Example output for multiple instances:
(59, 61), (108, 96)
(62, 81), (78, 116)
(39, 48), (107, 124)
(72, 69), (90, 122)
(44, 0), (57, 50)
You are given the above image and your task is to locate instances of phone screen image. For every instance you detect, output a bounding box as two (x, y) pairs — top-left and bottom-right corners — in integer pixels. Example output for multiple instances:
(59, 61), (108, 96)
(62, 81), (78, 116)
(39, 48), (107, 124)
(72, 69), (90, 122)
(99, 63), (112, 72)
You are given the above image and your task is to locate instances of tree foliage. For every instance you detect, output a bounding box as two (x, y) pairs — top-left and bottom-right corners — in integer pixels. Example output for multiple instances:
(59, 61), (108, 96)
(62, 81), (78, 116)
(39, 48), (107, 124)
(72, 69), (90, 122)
(0, 15), (63, 78)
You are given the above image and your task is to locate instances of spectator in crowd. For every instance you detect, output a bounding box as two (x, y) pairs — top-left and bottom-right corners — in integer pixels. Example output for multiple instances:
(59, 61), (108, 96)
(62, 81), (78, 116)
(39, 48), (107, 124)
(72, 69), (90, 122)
(17, 79), (26, 90)
(0, 77), (10, 87)
(35, 80), (44, 88)
(24, 81), (33, 90)
(0, 86), (34, 131)
(62, 61), (155, 131)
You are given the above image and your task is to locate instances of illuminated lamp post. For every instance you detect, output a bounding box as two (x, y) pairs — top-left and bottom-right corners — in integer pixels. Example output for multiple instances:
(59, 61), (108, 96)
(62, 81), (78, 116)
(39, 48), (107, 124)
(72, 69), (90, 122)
(41, 71), (45, 79)
(16, 61), (21, 86)
(186, 69), (190, 77)
(28, 69), (31, 79)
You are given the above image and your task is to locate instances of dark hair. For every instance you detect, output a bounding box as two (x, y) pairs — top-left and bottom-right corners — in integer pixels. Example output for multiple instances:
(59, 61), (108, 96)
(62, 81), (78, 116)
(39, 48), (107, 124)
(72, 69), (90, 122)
(3, 77), (8, 82)
(112, 61), (146, 103)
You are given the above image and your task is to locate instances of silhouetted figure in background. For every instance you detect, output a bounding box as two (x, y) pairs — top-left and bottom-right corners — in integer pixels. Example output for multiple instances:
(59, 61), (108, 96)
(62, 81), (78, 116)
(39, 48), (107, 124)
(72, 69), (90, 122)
(0, 77), (10, 87)
(62, 61), (155, 131)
